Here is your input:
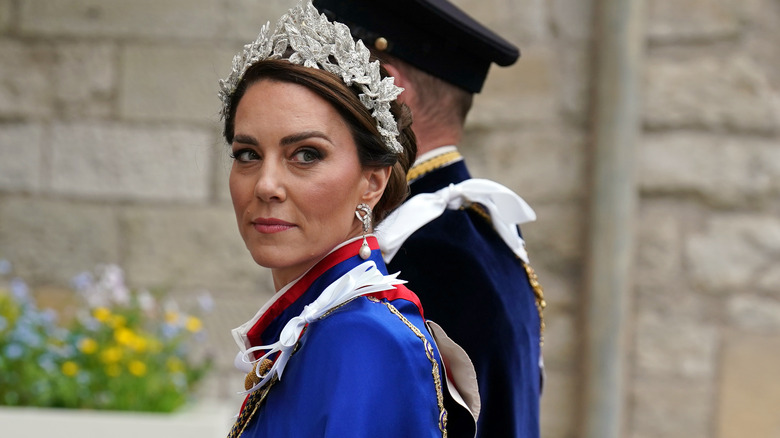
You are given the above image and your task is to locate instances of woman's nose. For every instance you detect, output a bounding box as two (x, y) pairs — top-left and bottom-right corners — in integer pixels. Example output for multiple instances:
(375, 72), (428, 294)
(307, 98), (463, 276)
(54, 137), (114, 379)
(253, 162), (286, 203)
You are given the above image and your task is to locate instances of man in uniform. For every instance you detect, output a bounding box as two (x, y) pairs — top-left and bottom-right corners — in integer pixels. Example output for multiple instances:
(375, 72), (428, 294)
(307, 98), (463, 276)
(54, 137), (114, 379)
(313, 1), (545, 437)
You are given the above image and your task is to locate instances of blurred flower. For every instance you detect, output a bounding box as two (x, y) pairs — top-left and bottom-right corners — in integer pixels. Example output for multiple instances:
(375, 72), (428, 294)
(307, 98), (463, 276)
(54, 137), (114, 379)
(62, 361), (79, 377)
(100, 347), (122, 364)
(0, 262), (212, 413)
(78, 337), (98, 355)
(185, 316), (202, 333)
(10, 278), (29, 301)
(92, 307), (111, 323)
(104, 364), (121, 377)
(128, 360), (147, 377)
(197, 291), (214, 313)
(5, 343), (23, 359)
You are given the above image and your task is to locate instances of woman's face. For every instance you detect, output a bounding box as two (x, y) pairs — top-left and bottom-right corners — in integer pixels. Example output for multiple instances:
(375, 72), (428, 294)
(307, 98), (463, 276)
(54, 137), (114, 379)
(229, 79), (388, 289)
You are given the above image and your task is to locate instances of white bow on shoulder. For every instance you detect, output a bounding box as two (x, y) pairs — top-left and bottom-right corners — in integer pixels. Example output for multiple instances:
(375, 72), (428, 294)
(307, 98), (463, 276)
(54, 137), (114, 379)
(377, 179), (537, 263)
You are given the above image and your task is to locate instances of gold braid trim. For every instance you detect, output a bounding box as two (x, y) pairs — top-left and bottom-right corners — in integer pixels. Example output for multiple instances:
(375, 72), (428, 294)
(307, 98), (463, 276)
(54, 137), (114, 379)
(227, 374), (279, 438)
(407, 150), (463, 182)
(464, 204), (546, 346)
(367, 296), (448, 437)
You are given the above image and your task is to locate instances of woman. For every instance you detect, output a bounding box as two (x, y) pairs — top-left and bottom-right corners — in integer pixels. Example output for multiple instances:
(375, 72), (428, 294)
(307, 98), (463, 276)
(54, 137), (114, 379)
(218, 2), (478, 437)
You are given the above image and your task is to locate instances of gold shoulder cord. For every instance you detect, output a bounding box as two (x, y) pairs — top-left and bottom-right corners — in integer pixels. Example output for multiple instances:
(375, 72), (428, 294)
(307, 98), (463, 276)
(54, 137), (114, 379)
(407, 150), (463, 182)
(465, 204), (546, 346)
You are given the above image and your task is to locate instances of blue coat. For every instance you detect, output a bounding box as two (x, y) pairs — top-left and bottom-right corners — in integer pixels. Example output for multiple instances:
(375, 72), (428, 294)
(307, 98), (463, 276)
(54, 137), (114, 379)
(229, 238), (474, 438)
(387, 158), (542, 438)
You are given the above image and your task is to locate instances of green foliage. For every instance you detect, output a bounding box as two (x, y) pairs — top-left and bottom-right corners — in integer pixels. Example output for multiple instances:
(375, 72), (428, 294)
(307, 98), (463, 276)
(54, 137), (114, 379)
(0, 261), (212, 413)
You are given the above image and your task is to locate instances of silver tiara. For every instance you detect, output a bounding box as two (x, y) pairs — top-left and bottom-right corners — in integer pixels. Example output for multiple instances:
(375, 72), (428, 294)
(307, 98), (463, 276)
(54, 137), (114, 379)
(219, 0), (404, 154)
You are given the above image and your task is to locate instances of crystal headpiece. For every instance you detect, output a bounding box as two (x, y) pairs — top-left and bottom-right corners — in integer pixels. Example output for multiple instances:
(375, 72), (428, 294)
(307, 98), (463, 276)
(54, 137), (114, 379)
(219, 0), (404, 154)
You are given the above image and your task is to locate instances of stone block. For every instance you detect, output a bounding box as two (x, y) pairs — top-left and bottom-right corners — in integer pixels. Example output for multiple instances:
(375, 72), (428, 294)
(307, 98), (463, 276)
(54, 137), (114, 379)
(520, 202), (585, 271)
(541, 307), (577, 371)
(452, 0), (550, 43)
(639, 132), (780, 207)
(0, 0), (12, 32)
(468, 47), (558, 127)
(718, 332), (780, 438)
(221, 0), (301, 40)
(0, 123), (44, 192)
(119, 44), (236, 123)
(529, 262), (575, 308)
(728, 295), (780, 331)
(54, 42), (115, 118)
(539, 370), (578, 438)
(48, 122), (212, 202)
(643, 55), (778, 133)
(648, 0), (742, 43)
(634, 314), (718, 379)
(121, 205), (271, 294)
(635, 200), (684, 290)
(462, 126), (586, 203)
(0, 40), (54, 118)
(686, 214), (780, 294)
(629, 378), (713, 438)
(19, 0), (222, 39)
(0, 197), (121, 285)
(551, 0), (594, 41)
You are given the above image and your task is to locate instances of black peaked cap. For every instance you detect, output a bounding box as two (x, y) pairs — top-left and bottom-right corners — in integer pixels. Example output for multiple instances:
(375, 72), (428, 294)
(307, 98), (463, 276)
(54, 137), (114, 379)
(312, 0), (520, 93)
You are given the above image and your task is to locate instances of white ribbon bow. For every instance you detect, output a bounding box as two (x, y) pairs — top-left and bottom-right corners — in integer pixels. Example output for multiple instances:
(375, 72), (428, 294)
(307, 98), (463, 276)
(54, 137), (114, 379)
(238, 261), (405, 394)
(376, 179), (537, 263)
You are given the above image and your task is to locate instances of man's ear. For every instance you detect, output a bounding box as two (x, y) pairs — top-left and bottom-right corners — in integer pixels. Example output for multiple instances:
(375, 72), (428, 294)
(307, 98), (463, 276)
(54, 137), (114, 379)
(383, 63), (413, 106)
(361, 166), (392, 207)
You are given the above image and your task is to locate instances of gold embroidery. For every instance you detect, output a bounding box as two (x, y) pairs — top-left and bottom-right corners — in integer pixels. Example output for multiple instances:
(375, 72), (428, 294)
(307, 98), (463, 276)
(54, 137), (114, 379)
(407, 150), (463, 182)
(522, 262), (546, 346)
(372, 296), (448, 437)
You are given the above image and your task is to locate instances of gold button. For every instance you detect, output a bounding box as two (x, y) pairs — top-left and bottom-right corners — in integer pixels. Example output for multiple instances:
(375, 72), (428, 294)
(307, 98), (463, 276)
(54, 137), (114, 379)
(374, 37), (388, 51)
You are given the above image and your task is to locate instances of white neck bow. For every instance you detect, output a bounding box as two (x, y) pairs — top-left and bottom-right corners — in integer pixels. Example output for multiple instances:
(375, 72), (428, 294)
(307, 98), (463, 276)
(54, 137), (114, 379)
(236, 261), (404, 394)
(377, 179), (537, 263)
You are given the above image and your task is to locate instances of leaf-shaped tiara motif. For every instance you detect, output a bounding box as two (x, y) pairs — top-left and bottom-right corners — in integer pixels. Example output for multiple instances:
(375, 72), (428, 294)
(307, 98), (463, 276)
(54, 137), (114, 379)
(218, 1), (404, 154)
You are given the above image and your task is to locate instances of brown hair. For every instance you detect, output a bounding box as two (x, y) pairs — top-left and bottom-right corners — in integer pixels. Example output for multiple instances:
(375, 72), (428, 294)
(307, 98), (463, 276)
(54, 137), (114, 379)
(222, 59), (416, 225)
(371, 51), (474, 127)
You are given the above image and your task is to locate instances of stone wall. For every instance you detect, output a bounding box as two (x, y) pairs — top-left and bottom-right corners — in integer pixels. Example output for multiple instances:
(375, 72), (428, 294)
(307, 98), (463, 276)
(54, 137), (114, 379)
(631, 1), (780, 438)
(0, 0), (778, 437)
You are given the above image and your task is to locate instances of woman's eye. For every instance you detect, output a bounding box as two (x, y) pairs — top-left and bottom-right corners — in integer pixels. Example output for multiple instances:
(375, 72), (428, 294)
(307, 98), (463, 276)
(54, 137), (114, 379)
(291, 148), (321, 164)
(231, 149), (260, 162)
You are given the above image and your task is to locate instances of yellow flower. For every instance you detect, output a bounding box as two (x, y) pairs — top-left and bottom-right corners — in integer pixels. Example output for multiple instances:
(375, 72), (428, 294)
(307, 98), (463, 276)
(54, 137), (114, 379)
(185, 316), (202, 333)
(166, 357), (184, 373)
(108, 314), (126, 329)
(78, 337), (98, 354)
(128, 360), (147, 377)
(105, 364), (121, 377)
(130, 336), (148, 353)
(93, 307), (111, 323)
(100, 347), (123, 364)
(165, 311), (180, 325)
(61, 361), (79, 377)
(114, 327), (135, 346)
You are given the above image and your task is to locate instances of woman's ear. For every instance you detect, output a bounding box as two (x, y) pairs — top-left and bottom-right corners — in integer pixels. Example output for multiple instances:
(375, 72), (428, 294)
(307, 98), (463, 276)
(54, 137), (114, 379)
(361, 166), (392, 207)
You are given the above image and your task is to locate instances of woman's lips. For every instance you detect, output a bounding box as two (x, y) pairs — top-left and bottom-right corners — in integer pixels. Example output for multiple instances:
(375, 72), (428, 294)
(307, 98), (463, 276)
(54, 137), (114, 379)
(251, 218), (295, 234)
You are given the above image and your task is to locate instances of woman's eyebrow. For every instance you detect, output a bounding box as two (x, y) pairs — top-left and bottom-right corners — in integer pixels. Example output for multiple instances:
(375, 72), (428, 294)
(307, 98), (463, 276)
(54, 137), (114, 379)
(232, 134), (258, 145)
(280, 131), (332, 146)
